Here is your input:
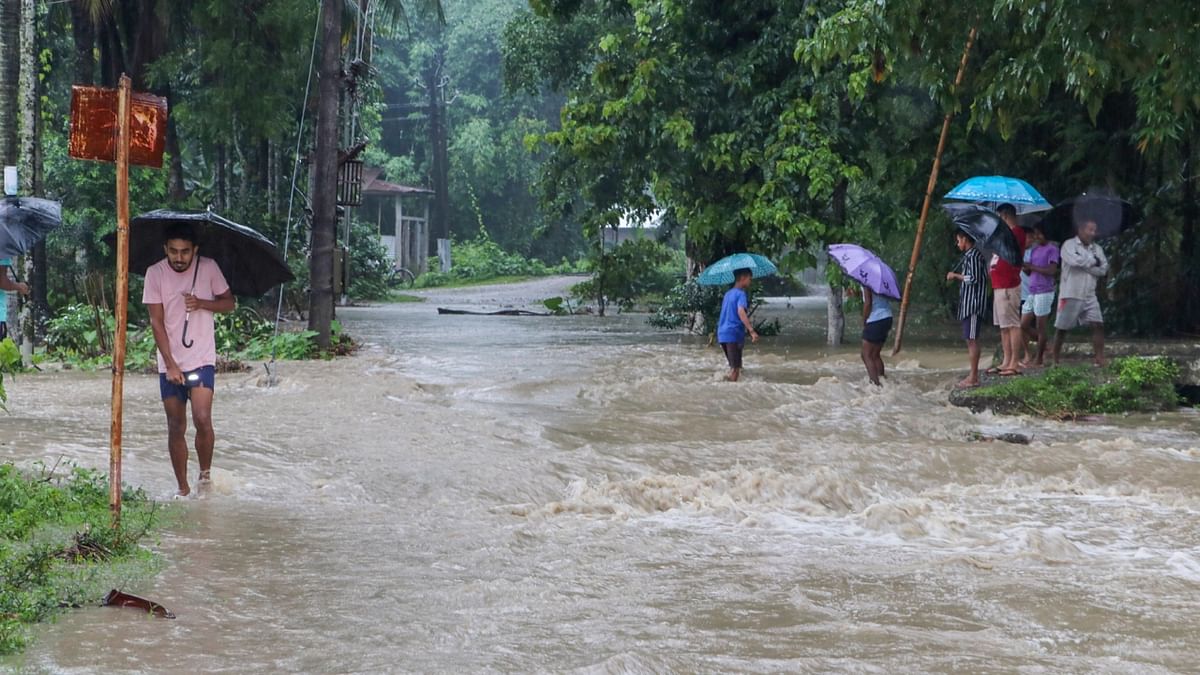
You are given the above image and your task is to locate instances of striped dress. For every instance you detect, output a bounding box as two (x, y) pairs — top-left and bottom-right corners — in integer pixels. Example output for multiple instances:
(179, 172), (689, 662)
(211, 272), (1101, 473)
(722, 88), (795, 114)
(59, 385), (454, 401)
(957, 247), (988, 320)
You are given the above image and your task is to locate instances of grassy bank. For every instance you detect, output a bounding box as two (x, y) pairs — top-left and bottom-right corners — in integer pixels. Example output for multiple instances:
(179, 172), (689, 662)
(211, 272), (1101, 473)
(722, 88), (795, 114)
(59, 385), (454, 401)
(950, 357), (1183, 419)
(0, 464), (170, 655)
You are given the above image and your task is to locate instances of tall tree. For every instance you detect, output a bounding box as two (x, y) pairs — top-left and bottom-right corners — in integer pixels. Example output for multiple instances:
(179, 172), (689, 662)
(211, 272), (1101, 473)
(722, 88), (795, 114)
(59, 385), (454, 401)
(19, 0), (47, 341)
(0, 0), (17, 163)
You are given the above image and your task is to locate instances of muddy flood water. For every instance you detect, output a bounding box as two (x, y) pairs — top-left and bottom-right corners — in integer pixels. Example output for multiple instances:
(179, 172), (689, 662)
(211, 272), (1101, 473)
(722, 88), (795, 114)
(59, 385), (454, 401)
(3, 278), (1200, 673)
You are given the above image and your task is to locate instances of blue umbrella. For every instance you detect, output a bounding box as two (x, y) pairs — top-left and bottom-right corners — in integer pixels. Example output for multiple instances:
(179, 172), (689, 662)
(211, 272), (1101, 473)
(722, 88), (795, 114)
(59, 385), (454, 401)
(944, 175), (1052, 214)
(696, 252), (777, 286)
(827, 244), (901, 300)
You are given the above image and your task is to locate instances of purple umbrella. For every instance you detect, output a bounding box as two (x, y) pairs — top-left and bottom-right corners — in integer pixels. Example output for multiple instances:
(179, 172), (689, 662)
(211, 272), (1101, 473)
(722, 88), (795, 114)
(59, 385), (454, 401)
(828, 244), (902, 300)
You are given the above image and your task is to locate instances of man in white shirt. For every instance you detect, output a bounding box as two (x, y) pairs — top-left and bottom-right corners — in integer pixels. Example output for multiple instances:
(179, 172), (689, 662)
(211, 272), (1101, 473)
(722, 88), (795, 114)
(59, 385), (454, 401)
(1052, 220), (1108, 366)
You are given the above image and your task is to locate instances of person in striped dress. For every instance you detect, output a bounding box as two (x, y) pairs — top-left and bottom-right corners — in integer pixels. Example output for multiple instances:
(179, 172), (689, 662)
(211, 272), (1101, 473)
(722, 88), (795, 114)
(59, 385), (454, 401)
(946, 230), (988, 388)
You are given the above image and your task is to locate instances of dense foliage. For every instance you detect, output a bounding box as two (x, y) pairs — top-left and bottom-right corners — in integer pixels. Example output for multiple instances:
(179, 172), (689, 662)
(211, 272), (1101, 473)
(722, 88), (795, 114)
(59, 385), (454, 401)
(0, 338), (19, 408)
(413, 231), (580, 288)
(0, 464), (167, 654)
(503, 0), (1200, 335)
(569, 238), (680, 313)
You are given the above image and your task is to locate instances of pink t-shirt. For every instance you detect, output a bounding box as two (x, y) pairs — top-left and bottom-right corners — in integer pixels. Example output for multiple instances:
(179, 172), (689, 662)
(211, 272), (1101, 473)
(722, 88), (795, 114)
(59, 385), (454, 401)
(141, 256), (229, 373)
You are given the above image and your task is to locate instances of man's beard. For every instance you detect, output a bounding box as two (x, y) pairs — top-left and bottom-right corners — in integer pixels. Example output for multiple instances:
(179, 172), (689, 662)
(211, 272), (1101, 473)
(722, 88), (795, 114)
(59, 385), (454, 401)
(170, 260), (190, 272)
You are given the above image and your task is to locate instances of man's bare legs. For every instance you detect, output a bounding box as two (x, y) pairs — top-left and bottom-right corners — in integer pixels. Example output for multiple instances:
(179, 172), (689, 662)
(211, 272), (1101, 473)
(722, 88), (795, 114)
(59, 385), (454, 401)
(1019, 313), (1036, 367)
(1052, 328), (1067, 365)
(959, 338), (981, 388)
(1090, 323), (1106, 366)
(1051, 324), (1105, 366)
(190, 386), (215, 484)
(163, 397), (190, 496)
(1033, 315), (1050, 366)
(162, 386), (215, 496)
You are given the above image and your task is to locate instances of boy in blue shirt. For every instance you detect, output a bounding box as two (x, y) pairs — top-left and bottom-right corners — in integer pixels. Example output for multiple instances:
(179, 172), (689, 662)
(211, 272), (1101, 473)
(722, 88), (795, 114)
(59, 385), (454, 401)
(716, 268), (758, 381)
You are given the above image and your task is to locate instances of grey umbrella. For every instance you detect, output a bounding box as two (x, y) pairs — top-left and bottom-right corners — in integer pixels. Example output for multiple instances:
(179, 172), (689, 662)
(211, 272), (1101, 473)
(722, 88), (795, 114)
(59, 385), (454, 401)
(0, 196), (62, 258)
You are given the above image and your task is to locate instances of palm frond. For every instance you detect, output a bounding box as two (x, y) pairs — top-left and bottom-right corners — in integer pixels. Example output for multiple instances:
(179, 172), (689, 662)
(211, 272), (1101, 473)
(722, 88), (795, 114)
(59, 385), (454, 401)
(343, 0), (444, 33)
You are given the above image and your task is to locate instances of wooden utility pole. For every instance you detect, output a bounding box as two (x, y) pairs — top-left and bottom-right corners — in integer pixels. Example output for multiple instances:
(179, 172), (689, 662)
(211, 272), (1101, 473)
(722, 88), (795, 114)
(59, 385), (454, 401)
(891, 26), (977, 356)
(308, 0), (341, 349)
(109, 75), (132, 525)
(69, 77), (166, 527)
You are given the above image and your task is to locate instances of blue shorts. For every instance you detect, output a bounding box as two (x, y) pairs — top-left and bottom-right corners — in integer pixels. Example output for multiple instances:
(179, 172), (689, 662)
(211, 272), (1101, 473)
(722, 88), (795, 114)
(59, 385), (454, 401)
(159, 365), (215, 402)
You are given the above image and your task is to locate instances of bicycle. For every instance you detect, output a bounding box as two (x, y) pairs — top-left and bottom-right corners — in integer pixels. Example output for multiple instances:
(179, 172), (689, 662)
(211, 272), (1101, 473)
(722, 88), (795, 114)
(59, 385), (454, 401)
(387, 266), (417, 289)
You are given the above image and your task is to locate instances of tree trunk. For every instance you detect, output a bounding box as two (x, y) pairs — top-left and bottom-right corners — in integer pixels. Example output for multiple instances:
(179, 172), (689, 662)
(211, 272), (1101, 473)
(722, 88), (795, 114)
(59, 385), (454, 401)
(426, 43), (450, 248)
(69, 1), (95, 84)
(827, 179), (848, 346)
(215, 143), (227, 209)
(267, 138), (277, 219)
(0, 0), (18, 163)
(1, 0), (18, 340)
(19, 0), (46, 349)
(308, 0), (341, 348)
(165, 116), (186, 202)
(827, 286), (845, 347)
(1180, 134), (1197, 332)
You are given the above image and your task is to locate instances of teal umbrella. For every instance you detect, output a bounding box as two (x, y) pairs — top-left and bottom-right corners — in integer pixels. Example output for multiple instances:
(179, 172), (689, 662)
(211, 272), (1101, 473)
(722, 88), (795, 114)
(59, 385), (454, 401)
(696, 253), (777, 286)
(944, 175), (1052, 214)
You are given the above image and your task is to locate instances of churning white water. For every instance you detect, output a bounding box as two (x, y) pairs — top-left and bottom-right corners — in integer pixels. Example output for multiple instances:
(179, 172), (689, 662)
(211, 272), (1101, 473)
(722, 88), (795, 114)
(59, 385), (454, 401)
(4, 278), (1199, 673)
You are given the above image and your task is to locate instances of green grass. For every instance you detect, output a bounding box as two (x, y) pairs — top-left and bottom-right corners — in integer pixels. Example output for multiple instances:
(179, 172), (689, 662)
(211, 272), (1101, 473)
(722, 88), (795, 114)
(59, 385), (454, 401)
(960, 356), (1182, 418)
(0, 463), (172, 656)
(386, 292), (426, 303)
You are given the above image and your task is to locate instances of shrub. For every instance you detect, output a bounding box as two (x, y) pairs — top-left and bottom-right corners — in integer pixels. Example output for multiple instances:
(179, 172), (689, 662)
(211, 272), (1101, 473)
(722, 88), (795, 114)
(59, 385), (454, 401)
(962, 356), (1182, 417)
(571, 238), (680, 313)
(348, 218), (394, 301)
(411, 231), (581, 288)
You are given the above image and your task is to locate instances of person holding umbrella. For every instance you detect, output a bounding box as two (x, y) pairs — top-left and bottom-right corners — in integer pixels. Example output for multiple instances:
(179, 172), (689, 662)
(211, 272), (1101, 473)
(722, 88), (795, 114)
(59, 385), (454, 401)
(698, 252), (776, 382)
(716, 268), (759, 382)
(828, 244), (901, 386)
(1052, 219), (1108, 367)
(142, 222), (235, 497)
(989, 204), (1028, 376)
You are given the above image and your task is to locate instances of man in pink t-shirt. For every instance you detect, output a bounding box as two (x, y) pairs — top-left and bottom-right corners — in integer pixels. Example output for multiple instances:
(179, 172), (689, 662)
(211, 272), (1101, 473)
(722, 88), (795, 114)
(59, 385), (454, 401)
(142, 222), (235, 497)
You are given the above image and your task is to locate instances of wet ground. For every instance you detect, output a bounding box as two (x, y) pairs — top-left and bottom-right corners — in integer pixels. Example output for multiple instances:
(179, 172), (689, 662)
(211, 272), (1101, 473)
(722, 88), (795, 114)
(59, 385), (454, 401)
(4, 278), (1199, 673)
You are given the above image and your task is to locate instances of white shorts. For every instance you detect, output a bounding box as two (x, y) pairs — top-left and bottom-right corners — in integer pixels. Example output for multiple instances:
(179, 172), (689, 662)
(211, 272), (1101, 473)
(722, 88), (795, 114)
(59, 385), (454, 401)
(1021, 291), (1055, 318)
(1054, 296), (1103, 330)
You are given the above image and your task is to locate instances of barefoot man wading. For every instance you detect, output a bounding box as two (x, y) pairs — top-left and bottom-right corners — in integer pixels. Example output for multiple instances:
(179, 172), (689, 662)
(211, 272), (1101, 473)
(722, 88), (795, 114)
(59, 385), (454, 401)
(143, 223), (234, 497)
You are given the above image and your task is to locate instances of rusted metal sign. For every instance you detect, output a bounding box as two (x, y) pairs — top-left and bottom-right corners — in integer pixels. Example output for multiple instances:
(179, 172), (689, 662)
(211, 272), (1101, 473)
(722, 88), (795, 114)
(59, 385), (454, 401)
(69, 85), (168, 168)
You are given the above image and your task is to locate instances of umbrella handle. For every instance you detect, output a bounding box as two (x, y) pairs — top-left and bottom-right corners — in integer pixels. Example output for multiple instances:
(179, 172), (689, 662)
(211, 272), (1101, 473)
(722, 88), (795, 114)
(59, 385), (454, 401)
(181, 314), (194, 348)
(180, 259), (201, 349)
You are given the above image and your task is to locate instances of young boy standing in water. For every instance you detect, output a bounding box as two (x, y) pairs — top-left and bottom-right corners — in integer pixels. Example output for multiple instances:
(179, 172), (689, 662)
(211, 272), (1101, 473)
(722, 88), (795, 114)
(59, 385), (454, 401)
(717, 268), (758, 382)
(947, 230), (988, 388)
(859, 285), (892, 386)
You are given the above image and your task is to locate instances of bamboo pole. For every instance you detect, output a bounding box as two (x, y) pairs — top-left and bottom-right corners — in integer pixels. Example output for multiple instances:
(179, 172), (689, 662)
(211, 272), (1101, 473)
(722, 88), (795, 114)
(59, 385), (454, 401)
(109, 74), (132, 527)
(891, 26), (978, 356)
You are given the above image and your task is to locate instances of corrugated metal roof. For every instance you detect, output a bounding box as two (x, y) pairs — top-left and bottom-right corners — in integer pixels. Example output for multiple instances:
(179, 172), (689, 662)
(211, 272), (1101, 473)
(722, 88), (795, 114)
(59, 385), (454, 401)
(361, 166), (433, 196)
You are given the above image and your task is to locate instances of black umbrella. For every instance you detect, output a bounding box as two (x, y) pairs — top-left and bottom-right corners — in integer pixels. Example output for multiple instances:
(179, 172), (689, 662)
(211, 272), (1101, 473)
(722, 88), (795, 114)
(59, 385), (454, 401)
(1038, 193), (1134, 242)
(0, 196), (62, 258)
(942, 203), (1022, 266)
(113, 209), (293, 297)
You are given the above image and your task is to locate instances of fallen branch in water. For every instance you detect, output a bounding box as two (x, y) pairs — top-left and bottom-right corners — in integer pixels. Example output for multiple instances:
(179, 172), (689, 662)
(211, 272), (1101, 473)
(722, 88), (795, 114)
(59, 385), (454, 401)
(437, 308), (549, 316)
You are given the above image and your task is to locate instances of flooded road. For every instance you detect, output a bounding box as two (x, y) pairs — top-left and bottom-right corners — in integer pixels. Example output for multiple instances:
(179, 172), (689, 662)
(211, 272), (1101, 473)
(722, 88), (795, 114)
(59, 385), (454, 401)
(5, 278), (1200, 673)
